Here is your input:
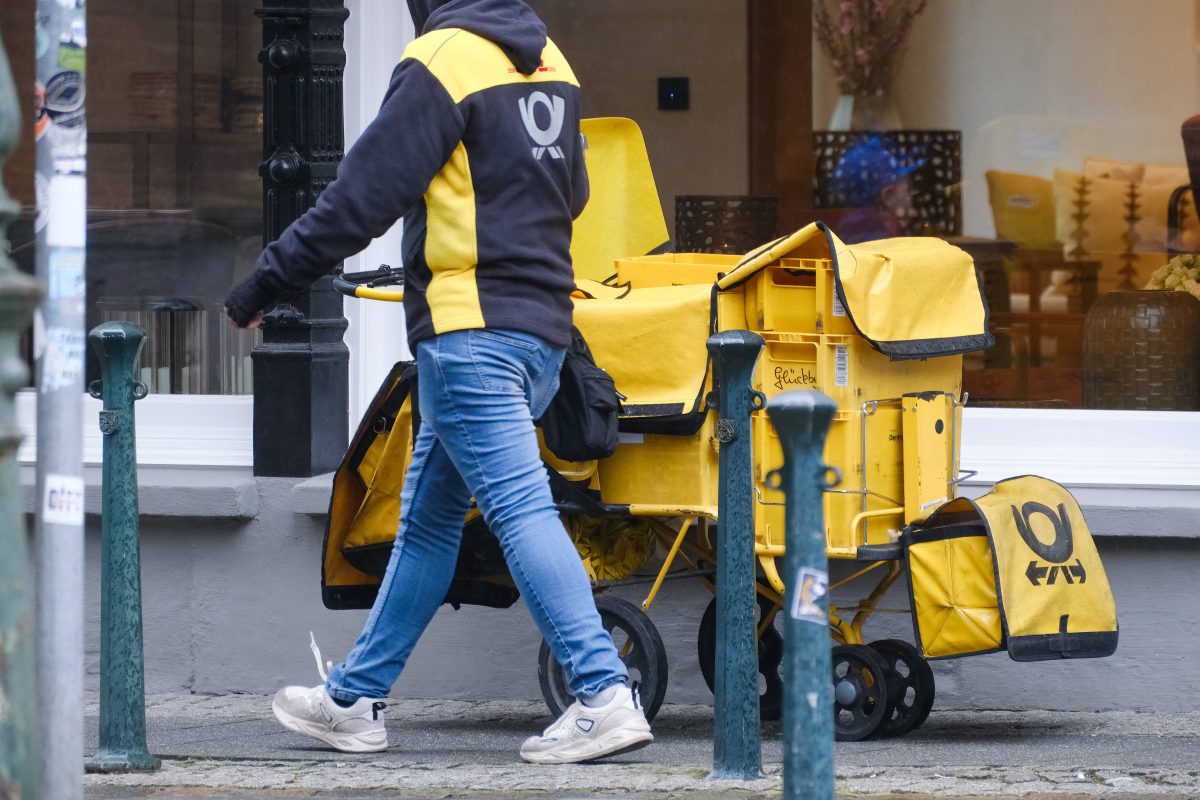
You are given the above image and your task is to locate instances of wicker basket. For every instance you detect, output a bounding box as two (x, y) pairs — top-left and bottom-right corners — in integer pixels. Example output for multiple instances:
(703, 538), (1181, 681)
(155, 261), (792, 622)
(1082, 290), (1200, 410)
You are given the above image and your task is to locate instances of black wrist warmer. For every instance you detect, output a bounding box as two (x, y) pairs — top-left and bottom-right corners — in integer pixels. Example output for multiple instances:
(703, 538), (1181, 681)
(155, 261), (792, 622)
(224, 273), (278, 328)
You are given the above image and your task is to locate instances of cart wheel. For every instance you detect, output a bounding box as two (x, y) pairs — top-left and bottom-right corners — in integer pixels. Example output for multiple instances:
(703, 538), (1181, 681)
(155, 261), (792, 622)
(868, 639), (935, 738)
(537, 595), (668, 722)
(831, 644), (890, 741)
(696, 596), (786, 721)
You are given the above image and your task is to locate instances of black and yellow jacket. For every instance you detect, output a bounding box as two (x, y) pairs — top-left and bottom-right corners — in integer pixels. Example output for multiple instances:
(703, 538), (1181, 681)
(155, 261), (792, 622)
(254, 0), (585, 349)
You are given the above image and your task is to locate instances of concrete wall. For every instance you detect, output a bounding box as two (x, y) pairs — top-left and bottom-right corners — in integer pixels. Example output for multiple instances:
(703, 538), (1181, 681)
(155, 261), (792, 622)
(813, 0), (1200, 236)
(526, 0), (750, 238)
(76, 476), (1200, 715)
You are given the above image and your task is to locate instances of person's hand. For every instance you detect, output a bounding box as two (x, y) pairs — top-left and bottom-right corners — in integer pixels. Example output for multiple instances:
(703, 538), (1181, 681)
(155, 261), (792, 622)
(224, 273), (277, 329)
(227, 310), (265, 329)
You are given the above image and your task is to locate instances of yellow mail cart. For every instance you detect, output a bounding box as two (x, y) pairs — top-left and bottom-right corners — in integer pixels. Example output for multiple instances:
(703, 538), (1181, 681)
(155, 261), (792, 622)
(320, 120), (1118, 741)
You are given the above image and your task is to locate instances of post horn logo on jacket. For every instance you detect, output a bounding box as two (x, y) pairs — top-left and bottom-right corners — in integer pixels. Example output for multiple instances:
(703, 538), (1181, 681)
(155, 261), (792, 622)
(396, 0), (587, 350)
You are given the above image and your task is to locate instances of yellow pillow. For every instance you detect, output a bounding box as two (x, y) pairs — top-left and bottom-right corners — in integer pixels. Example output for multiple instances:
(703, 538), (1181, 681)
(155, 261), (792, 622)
(985, 169), (1057, 248)
(1141, 162), (1190, 187)
(1083, 156), (1144, 183)
(1052, 169), (1163, 294)
(1054, 169), (1131, 256)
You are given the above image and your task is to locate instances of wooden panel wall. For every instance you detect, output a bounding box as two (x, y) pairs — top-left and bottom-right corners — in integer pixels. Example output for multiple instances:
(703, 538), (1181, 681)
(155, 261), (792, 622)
(748, 0), (814, 231)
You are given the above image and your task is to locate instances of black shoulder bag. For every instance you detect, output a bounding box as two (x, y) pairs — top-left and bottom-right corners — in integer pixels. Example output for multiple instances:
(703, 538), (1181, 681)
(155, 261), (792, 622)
(536, 326), (621, 462)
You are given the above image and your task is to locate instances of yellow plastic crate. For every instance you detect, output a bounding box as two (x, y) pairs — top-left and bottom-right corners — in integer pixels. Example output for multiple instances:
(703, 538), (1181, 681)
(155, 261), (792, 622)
(753, 332), (963, 410)
(616, 252), (737, 288)
(743, 257), (856, 335)
(616, 253), (854, 335)
(752, 409), (906, 558)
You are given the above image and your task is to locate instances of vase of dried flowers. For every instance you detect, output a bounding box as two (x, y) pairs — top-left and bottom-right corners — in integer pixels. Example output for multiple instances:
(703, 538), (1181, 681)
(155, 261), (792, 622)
(815, 0), (927, 131)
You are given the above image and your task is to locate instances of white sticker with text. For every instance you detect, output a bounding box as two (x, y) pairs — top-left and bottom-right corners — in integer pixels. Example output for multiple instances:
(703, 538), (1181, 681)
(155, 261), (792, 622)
(43, 474), (85, 526)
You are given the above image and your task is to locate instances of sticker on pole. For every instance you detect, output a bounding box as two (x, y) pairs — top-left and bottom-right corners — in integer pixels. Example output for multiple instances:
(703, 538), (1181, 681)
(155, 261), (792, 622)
(43, 473), (85, 526)
(789, 566), (829, 625)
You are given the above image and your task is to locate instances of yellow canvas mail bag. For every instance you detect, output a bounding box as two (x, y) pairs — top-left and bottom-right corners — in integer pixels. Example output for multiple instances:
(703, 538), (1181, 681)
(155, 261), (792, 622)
(322, 361), (415, 609)
(906, 475), (1118, 661)
(717, 222), (993, 359)
(973, 475), (1118, 661)
(904, 506), (1004, 659)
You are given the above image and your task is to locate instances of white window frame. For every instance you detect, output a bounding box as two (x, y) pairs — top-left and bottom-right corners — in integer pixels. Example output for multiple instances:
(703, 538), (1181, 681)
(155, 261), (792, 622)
(960, 408), (1200, 489)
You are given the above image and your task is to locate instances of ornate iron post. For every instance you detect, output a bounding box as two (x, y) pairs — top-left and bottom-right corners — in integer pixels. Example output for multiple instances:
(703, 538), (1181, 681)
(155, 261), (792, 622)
(767, 390), (838, 800)
(0, 24), (44, 800)
(253, 0), (350, 477)
(706, 330), (765, 781)
(84, 323), (159, 774)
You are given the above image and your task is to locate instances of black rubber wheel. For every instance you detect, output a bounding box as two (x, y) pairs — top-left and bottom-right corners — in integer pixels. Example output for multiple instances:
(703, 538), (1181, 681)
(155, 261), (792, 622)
(868, 639), (935, 737)
(696, 596), (786, 721)
(831, 643), (890, 741)
(537, 595), (668, 722)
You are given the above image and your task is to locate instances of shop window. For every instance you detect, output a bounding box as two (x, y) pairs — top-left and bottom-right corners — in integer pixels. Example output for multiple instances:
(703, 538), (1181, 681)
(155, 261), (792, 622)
(808, 1), (1200, 413)
(2, 0), (263, 395)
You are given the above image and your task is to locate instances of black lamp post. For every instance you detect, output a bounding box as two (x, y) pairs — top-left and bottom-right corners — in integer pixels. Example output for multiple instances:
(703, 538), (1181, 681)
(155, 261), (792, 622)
(253, 0), (350, 477)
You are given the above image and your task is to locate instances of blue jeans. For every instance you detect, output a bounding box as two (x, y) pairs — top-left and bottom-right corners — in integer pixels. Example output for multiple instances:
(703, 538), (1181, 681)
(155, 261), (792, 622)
(326, 328), (628, 703)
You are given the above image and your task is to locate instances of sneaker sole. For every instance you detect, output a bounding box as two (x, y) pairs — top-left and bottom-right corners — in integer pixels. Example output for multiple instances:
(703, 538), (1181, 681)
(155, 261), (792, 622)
(271, 699), (388, 753)
(520, 729), (654, 765)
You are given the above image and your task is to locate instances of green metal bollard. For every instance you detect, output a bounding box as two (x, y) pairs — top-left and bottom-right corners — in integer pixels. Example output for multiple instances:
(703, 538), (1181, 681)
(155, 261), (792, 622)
(0, 23), (44, 800)
(767, 391), (839, 800)
(84, 323), (160, 773)
(706, 330), (765, 781)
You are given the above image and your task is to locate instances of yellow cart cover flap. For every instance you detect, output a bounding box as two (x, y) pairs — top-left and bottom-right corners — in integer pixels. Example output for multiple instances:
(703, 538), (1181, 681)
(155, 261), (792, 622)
(717, 222), (994, 359)
(572, 283), (714, 421)
(921, 476), (1118, 661)
(571, 118), (670, 282)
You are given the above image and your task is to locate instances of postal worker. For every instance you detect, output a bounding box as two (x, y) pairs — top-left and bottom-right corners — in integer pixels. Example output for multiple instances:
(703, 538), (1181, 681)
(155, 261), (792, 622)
(224, 0), (651, 765)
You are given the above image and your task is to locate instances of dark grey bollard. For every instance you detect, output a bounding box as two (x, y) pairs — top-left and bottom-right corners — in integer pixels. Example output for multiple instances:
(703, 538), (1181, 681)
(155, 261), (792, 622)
(767, 390), (838, 800)
(706, 330), (765, 781)
(84, 323), (160, 773)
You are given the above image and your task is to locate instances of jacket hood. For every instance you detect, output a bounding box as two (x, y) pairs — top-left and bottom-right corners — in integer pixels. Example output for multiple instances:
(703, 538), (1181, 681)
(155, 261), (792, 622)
(407, 0), (547, 75)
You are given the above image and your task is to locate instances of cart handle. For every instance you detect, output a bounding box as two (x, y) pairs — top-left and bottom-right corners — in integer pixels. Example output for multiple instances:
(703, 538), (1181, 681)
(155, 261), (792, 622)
(333, 264), (405, 302)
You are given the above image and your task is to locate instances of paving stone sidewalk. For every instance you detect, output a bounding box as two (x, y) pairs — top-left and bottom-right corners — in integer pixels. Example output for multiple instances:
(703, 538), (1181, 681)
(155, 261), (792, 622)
(82, 694), (1200, 798)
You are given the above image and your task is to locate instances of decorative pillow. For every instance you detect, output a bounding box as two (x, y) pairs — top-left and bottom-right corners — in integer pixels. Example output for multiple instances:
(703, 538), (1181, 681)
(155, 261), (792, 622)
(1082, 156), (1144, 183)
(1054, 169), (1131, 255)
(1141, 162), (1190, 187)
(985, 169), (1057, 249)
(1052, 169), (1163, 295)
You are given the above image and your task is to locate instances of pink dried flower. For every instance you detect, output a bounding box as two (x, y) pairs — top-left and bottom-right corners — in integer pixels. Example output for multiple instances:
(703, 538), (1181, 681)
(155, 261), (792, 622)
(814, 0), (928, 95)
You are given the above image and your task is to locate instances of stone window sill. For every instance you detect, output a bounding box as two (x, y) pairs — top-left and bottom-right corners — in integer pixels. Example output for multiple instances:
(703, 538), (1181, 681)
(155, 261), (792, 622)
(19, 465), (259, 520)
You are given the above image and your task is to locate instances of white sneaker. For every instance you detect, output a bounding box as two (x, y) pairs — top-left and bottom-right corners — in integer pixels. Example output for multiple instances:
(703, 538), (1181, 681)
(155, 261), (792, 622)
(272, 685), (388, 753)
(270, 633), (388, 753)
(520, 684), (653, 764)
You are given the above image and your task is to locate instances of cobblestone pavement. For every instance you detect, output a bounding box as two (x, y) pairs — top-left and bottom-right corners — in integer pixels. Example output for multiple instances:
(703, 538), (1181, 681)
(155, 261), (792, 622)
(81, 694), (1200, 798)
